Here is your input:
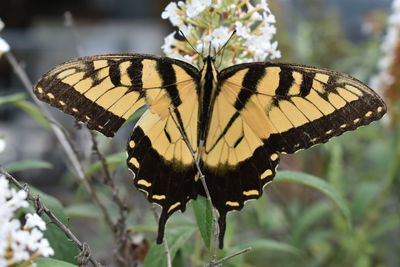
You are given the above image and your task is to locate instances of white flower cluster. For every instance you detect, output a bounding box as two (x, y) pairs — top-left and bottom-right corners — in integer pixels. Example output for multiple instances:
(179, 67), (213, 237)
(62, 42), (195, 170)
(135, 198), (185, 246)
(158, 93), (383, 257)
(161, 0), (280, 68)
(0, 19), (10, 57)
(370, 0), (400, 91)
(0, 175), (54, 266)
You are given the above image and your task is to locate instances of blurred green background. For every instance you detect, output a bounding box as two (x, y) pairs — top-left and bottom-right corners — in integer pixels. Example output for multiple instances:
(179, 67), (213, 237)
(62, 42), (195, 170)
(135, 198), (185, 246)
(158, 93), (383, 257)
(0, 0), (398, 266)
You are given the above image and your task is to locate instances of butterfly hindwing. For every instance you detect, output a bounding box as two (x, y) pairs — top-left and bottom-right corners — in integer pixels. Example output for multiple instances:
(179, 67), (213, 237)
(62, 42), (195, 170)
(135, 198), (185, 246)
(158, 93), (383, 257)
(127, 77), (200, 242)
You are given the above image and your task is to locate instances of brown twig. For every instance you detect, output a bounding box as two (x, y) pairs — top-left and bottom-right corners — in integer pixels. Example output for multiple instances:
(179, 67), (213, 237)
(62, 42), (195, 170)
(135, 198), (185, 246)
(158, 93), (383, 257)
(4, 50), (115, 226)
(89, 131), (134, 266)
(63, 11), (136, 265)
(167, 108), (220, 261)
(4, 51), (85, 179)
(205, 247), (252, 267)
(0, 168), (103, 267)
(89, 131), (129, 219)
(168, 109), (252, 266)
(4, 50), (122, 264)
(151, 206), (173, 267)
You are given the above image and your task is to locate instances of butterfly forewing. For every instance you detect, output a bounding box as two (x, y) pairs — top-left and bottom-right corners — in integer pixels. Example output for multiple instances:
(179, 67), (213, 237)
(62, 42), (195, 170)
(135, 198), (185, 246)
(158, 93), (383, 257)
(34, 54), (200, 137)
(218, 62), (387, 153)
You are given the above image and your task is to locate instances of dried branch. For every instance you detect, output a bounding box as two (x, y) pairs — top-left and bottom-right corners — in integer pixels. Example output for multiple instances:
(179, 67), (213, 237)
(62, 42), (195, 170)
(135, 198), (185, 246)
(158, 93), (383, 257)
(151, 206), (172, 267)
(0, 168), (103, 267)
(206, 247), (252, 267)
(89, 131), (129, 219)
(63, 11), (137, 266)
(4, 50), (123, 263)
(5, 50), (117, 226)
(4, 51), (85, 179)
(168, 108), (220, 260)
(89, 131), (136, 267)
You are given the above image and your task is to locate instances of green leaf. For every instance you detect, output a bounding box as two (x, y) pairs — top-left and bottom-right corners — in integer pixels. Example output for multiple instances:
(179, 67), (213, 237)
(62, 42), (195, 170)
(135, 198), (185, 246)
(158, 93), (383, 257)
(0, 93), (49, 128)
(13, 100), (51, 129)
(275, 171), (352, 230)
(0, 92), (26, 105)
(143, 226), (195, 267)
(231, 239), (302, 256)
(85, 152), (126, 177)
(4, 160), (52, 173)
(30, 258), (77, 267)
(192, 196), (212, 250)
(123, 106), (147, 125)
(27, 187), (79, 264)
(64, 203), (101, 219)
(292, 201), (331, 245)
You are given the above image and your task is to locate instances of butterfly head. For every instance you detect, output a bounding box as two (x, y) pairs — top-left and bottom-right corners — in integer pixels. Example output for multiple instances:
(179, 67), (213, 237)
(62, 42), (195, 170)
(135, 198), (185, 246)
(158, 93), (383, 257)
(202, 55), (216, 63)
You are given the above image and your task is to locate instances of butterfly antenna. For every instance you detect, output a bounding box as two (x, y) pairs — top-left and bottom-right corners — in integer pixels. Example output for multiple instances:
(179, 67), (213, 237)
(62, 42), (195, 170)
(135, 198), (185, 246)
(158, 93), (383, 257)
(178, 30), (200, 57)
(201, 39), (205, 57)
(216, 30), (236, 56)
(217, 30), (236, 68)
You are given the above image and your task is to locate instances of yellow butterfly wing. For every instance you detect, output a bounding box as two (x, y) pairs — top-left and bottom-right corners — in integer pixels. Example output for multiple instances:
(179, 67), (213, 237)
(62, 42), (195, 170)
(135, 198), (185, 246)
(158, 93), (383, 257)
(34, 54), (201, 243)
(202, 62), (386, 247)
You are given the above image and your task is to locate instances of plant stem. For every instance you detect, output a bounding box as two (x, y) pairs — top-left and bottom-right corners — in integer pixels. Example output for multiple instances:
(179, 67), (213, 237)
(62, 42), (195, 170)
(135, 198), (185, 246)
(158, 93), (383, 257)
(151, 206), (173, 267)
(168, 108), (220, 262)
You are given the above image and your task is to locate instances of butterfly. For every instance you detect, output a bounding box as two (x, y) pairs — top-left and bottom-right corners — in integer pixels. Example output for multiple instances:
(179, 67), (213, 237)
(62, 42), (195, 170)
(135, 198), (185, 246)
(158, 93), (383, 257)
(34, 52), (386, 248)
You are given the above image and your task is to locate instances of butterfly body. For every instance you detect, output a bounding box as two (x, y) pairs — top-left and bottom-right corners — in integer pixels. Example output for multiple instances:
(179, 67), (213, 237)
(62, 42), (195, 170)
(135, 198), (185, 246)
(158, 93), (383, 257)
(34, 53), (386, 248)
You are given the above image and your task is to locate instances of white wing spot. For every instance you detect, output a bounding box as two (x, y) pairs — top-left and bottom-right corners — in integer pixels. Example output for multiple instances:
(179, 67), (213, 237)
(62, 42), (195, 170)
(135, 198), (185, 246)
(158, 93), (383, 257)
(365, 111), (373, 117)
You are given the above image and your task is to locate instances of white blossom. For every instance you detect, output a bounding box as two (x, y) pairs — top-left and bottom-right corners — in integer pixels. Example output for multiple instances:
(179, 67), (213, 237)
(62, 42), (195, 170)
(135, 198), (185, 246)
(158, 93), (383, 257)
(0, 175), (54, 265)
(235, 22), (251, 39)
(0, 38), (10, 54)
(0, 19), (9, 56)
(370, 0), (400, 91)
(0, 137), (5, 153)
(256, 0), (269, 10)
(162, 0), (281, 67)
(35, 239), (54, 257)
(211, 26), (230, 48)
(161, 32), (178, 55)
(186, 0), (212, 18)
(25, 213), (47, 231)
(161, 2), (183, 26)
